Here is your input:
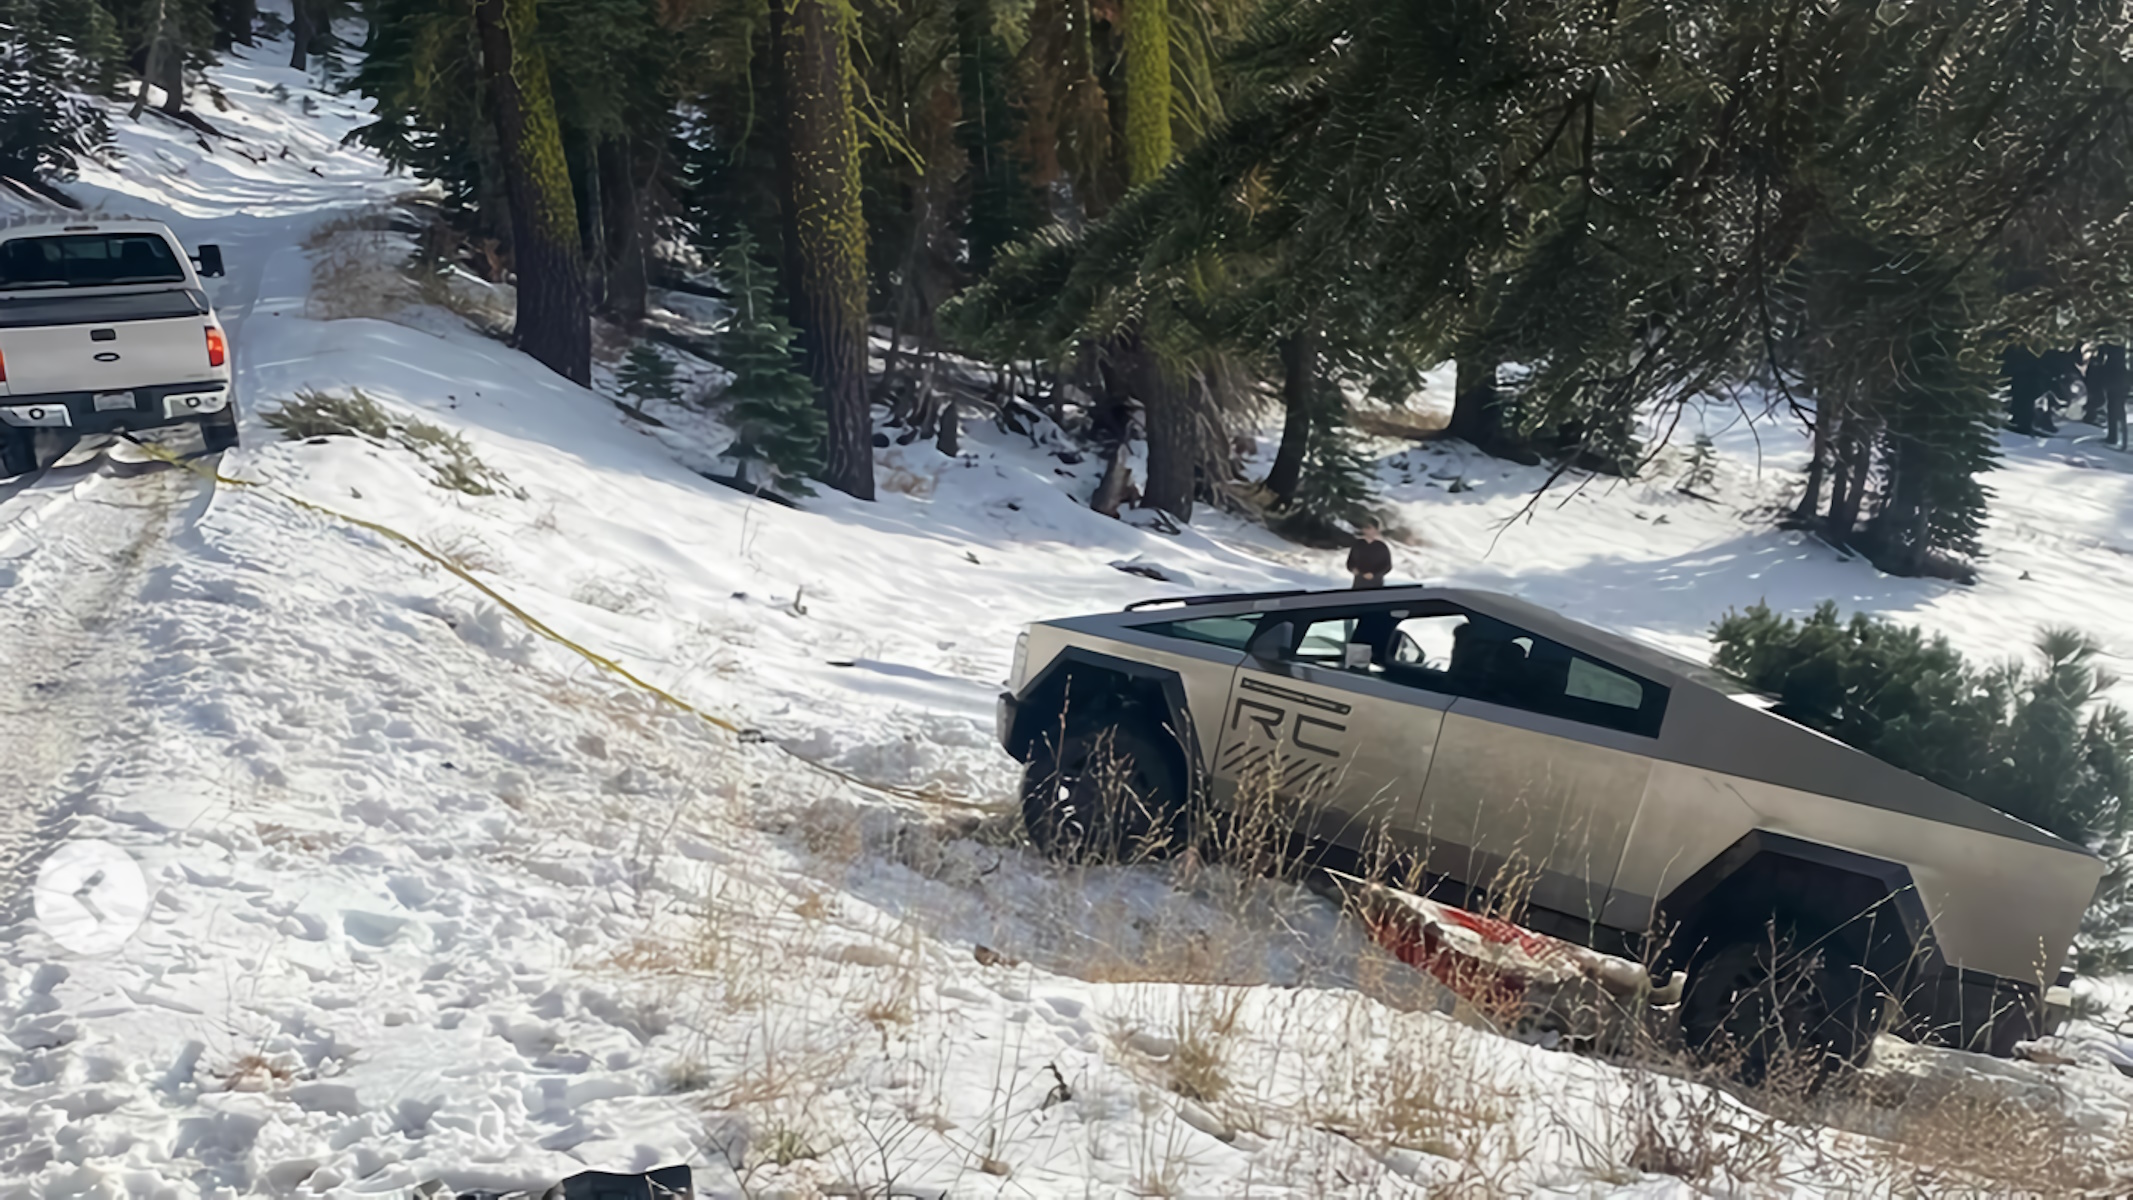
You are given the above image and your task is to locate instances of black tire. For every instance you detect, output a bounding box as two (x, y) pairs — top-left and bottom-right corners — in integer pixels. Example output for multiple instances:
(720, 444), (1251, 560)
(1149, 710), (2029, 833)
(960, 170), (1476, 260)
(200, 409), (240, 455)
(0, 428), (31, 479)
(1679, 922), (1880, 1088)
(1020, 713), (1187, 865)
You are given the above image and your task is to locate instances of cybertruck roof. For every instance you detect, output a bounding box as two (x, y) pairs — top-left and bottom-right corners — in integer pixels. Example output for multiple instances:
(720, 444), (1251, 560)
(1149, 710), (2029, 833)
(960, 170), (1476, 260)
(1092, 585), (2092, 856)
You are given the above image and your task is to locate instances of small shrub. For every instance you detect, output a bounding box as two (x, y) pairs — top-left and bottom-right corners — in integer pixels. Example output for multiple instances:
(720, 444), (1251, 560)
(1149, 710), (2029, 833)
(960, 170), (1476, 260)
(1273, 415), (1380, 546)
(1679, 432), (1719, 494)
(266, 388), (521, 499)
(715, 228), (824, 497)
(399, 418), (517, 498)
(616, 344), (681, 412)
(264, 388), (394, 440)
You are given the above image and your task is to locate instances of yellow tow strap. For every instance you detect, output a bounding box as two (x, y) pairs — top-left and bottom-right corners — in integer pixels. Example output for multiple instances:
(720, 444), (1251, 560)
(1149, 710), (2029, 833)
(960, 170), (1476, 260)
(119, 434), (974, 809)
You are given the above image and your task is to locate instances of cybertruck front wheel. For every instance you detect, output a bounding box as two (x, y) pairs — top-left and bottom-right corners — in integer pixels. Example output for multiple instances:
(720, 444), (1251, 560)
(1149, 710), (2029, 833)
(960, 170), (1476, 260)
(1020, 712), (1186, 865)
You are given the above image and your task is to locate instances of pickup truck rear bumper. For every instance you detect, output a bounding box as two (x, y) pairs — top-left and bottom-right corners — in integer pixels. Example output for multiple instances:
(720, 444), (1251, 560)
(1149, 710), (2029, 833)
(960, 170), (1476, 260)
(0, 382), (232, 434)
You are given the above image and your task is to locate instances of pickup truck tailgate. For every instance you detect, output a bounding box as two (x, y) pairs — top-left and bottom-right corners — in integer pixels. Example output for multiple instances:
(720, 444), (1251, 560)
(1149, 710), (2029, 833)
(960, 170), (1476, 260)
(0, 314), (218, 394)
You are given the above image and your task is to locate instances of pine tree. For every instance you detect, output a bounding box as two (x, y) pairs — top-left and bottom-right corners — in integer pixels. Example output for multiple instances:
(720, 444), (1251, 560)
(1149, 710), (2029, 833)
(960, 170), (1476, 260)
(717, 232), (825, 498)
(952, 0), (1042, 276)
(1678, 433), (1718, 496)
(615, 344), (679, 413)
(0, 17), (111, 196)
(1, 0), (124, 92)
(1274, 405), (1377, 545)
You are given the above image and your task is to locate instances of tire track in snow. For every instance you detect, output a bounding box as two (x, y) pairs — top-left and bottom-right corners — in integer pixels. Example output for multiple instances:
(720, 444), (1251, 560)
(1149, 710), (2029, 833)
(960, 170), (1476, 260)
(0, 467), (200, 893)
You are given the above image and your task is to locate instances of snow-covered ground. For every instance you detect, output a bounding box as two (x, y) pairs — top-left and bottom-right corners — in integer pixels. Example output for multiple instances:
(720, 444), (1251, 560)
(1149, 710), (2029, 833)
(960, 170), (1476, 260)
(2, 34), (2131, 1199)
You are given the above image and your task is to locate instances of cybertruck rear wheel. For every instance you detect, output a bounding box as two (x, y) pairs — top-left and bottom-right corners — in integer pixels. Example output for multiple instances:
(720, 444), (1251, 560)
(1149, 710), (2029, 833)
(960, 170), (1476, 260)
(1680, 921), (1880, 1088)
(1020, 713), (1186, 865)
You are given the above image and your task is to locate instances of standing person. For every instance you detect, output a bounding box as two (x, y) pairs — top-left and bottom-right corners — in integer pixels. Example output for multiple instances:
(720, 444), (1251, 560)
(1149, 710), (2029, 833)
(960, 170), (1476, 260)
(1347, 522), (1392, 588)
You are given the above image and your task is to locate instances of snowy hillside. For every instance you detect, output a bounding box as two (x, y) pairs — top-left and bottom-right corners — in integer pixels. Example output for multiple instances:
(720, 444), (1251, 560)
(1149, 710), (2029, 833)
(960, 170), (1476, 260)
(3, 37), (2131, 1199)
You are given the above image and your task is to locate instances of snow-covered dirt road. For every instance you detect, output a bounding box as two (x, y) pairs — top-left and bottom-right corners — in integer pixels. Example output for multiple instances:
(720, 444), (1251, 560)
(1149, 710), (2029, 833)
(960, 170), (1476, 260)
(0, 464), (199, 891)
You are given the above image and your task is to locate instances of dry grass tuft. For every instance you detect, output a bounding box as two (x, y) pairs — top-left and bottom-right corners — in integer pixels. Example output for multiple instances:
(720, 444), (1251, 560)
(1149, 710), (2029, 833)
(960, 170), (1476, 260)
(1164, 989), (1243, 1103)
(222, 1052), (296, 1092)
(428, 529), (501, 577)
(265, 388), (521, 498)
(880, 465), (938, 497)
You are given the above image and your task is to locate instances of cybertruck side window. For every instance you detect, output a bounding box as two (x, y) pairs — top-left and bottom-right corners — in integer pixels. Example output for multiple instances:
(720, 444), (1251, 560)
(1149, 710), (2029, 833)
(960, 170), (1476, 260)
(1443, 614), (1669, 737)
(1139, 612), (1262, 651)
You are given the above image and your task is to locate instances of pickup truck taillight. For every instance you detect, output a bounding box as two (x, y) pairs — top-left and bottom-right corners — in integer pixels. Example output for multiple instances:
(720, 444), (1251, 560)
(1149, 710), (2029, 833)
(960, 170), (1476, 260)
(205, 326), (227, 368)
(0, 347), (7, 383)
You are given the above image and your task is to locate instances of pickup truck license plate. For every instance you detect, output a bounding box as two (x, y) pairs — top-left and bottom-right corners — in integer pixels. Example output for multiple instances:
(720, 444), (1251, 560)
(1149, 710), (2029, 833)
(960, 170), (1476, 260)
(94, 391), (136, 411)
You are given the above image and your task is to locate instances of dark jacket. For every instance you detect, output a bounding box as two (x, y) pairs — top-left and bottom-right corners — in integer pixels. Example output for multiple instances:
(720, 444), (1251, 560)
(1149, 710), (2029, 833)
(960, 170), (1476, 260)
(1347, 538), (1392, 585)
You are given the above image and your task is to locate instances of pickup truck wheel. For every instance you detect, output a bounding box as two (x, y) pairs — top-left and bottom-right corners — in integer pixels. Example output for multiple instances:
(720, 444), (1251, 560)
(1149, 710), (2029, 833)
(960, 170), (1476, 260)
(1020, 714), (1185, 865)
(1680, 925), (1877, 1088)
(0, 429), (31, 479)
(200, 410), (239, 455)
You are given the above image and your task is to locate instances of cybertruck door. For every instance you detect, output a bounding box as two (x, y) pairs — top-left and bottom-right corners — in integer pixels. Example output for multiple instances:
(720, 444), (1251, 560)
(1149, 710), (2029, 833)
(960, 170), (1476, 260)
(1211, 614), (1453, 854)
(1416, 623), (1663, 923)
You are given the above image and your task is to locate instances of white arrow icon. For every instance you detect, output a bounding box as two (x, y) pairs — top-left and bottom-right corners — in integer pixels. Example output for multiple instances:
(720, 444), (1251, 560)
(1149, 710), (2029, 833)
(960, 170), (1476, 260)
(34, 841), (149, 955)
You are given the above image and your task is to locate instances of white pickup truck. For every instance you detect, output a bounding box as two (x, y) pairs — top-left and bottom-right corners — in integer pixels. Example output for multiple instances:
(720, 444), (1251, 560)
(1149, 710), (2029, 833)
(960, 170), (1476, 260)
(0, 218), (236, 477)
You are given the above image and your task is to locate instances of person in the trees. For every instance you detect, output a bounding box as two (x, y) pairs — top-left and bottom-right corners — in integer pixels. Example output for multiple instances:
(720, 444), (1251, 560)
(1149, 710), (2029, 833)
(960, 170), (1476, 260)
(1347, 523), (1393, 588)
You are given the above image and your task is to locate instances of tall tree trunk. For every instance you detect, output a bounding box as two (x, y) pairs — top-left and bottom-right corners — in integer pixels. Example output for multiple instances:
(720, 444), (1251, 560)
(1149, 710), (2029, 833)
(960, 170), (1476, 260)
(1449, 357), (1502, 447)
(1449, 356), (1546, 464)
(290, 0), (313, 71)
(1792, 403), (1833, 525)
(1827, 425), (1872, 544)
(580, 133), (607, 314)
(1871, 435), (1929, 575)
(2101, 344), (2130, 450)
(1134, 341), (1194, 519)
(158, 45), (185, 115)
(601, 140), (649, 326)
(2006, 346), (2044, 436)
(1119, 0), (1185, 517)
(1121, 0), (1172, 188)
(214, 0), (256, 49)
(132, 0), (170, 120)
(771, 0), (874, 501)
(1267, 331), (1316, 504)
(474, 0), (591, 385)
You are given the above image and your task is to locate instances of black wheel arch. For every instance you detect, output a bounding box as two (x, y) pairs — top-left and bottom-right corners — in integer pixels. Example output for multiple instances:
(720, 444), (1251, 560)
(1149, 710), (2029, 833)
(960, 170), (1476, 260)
(1655, 830), (2051, 1053)
(1657, 832), (1930, 1007)
(1005, 647), (1202, 788)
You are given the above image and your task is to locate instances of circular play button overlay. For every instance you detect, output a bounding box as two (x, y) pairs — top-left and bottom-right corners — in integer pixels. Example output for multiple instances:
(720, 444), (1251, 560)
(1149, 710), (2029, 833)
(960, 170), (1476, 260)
(33, 840), (149, 956)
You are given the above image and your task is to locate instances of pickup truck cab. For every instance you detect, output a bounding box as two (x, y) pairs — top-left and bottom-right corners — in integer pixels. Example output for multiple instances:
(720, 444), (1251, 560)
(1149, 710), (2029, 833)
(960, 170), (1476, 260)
(0, 218), (236, 477)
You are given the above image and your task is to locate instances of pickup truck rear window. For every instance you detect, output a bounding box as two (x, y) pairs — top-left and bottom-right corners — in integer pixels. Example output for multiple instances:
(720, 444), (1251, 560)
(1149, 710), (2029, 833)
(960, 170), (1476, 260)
(0, 234), (187, 289)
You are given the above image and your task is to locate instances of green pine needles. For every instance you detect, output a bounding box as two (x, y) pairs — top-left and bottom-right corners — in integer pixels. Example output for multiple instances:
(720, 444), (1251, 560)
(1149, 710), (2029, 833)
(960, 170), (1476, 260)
(615, 344), (680, 412)
(715, 230), (825, 498)
(1275, 409), (1379, 545)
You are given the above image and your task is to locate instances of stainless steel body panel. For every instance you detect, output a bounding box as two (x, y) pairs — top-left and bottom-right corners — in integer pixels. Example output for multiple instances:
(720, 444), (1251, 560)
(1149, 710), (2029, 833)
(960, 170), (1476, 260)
(1421, 699), (1652, 920)
(1211, 660), (1452, 853)
(1008, 586), (2104, 992)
